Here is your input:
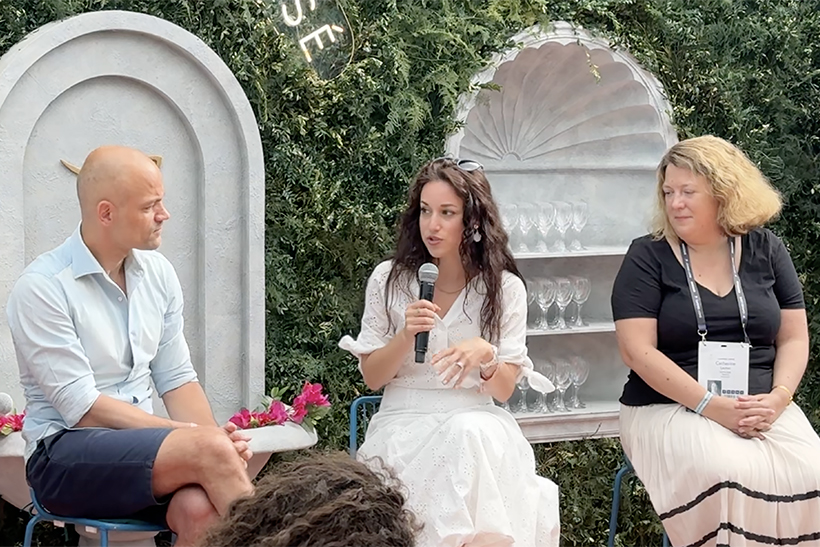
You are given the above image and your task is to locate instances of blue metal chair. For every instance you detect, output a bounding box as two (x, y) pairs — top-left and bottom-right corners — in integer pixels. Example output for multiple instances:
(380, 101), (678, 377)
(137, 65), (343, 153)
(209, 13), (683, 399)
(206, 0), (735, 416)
(608, 456), (670, 547)
(24, 488), (168, 547)
(349, 395), (382, 457)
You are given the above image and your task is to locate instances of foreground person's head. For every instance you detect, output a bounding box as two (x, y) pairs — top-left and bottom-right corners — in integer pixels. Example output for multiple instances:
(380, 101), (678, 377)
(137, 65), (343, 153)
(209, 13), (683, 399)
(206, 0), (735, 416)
(199, 452), (420, 547)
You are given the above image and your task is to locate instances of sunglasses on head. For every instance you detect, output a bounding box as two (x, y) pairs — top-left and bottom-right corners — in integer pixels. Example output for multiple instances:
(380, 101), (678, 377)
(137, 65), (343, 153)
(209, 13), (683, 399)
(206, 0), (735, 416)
(433, 156), (484, 172)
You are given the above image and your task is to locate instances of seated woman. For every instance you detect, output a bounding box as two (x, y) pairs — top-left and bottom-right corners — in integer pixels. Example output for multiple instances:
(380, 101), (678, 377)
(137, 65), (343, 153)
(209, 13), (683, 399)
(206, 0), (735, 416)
(199, 452), (420, 547)
(612, 135), (820, 546)
(340, 157), (559, 547)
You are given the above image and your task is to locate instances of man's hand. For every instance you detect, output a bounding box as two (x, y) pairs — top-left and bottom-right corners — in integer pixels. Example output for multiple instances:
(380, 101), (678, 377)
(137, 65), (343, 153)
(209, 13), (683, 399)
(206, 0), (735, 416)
(222, 421), (253, 465)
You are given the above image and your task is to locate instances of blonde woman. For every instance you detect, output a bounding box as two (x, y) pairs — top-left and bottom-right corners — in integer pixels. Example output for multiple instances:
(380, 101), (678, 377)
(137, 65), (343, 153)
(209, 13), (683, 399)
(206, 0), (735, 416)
(611, 135), (820, 546)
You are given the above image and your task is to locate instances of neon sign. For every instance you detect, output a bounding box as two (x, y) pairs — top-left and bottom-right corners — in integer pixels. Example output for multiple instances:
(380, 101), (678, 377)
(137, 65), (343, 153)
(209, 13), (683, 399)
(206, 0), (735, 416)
(278, 0), (348, 66)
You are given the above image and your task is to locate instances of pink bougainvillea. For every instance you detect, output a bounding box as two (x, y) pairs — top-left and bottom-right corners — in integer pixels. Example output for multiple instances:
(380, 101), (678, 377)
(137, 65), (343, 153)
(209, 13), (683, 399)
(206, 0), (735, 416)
(229, 382), (330, 432)
(0, 412), (24, 436)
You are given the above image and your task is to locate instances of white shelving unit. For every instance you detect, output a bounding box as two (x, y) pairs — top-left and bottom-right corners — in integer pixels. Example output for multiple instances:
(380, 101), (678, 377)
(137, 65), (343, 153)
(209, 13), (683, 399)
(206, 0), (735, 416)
(443, 24), (677, 444)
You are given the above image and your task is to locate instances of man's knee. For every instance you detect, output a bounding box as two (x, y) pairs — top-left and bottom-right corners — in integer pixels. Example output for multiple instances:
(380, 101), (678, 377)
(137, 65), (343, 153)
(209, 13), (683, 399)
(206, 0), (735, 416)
(167, 485), (219, 536)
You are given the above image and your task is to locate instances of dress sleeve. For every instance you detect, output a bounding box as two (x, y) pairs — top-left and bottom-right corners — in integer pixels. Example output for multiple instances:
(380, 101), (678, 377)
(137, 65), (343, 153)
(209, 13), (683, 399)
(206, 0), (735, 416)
(769, 232), (805, 309)
(338, 263), (394, 367)
(494, 273), (554, 393)
(611, 237), (663, 320)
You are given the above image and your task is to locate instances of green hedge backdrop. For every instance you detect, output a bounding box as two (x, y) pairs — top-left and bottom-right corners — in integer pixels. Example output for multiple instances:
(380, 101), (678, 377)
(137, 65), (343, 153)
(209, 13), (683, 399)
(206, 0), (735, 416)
(1, 1), (818, 545)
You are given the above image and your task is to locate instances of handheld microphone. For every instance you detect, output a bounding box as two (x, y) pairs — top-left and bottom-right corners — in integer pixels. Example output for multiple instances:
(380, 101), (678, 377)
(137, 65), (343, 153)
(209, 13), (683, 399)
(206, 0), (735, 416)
(415, 263), (439, 363)
(0, 392), (14, 416)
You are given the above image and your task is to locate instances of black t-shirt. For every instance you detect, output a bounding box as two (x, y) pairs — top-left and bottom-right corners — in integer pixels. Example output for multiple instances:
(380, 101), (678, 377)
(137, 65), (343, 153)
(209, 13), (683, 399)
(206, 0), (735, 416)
(611, 228), (805, 406)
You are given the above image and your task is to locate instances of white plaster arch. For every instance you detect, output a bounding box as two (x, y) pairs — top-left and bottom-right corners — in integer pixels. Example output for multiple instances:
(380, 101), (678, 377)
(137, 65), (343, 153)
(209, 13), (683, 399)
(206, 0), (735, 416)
(0, 10), (265, 423)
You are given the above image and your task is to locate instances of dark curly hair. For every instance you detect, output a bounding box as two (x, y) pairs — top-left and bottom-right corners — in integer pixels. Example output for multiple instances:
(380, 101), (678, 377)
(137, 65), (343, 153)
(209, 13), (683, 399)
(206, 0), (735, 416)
(386, 158), (522, 343)
(198, 452), (420, 547)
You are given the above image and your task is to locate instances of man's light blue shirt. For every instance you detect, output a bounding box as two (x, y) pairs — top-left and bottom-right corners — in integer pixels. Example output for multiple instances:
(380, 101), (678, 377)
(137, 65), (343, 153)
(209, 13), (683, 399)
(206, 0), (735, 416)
(6, 226), (199, 459)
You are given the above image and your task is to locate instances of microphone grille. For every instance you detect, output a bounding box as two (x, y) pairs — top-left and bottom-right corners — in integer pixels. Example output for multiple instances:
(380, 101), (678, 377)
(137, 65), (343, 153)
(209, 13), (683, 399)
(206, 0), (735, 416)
(0, 393), (14, 416)
(418, 263), (439, 284)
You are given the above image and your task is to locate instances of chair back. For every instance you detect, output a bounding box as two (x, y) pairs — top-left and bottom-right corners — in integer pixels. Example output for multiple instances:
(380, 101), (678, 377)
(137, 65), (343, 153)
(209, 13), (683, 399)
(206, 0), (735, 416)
(348, 395), (382, 457)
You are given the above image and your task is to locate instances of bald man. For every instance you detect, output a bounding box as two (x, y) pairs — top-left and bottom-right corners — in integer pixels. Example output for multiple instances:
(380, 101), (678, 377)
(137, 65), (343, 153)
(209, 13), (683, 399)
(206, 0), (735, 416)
(6, 146), (253, 546)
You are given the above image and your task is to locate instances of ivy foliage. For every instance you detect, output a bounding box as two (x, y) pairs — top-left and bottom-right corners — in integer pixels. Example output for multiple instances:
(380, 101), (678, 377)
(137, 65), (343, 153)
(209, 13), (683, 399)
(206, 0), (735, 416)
(1, 1), (818, 545)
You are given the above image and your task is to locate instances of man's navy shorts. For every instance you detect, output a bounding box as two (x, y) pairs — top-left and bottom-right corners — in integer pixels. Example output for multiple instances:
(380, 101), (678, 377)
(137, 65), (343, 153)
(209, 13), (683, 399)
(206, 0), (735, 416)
(26, 427), (173, 525)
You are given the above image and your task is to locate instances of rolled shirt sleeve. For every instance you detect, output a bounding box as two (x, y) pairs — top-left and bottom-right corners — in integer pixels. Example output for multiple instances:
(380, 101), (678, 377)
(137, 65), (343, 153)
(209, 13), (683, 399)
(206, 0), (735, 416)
(7, 273), (101, 427)
(149, 259), (198, 396)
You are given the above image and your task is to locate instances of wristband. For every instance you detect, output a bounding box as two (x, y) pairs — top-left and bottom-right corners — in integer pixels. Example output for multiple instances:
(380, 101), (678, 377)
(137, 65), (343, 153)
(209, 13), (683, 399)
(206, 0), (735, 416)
(694, 391), (713, 415)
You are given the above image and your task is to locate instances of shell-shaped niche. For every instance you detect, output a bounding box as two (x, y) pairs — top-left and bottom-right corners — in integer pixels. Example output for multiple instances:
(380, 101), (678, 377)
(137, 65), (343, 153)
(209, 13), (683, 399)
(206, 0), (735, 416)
(458, 36), (673, 170)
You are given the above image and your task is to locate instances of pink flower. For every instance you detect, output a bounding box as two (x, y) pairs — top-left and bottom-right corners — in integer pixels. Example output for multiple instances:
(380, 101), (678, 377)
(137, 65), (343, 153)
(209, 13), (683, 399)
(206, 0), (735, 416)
(229, 408), (252, 429)
(298, 382), (331, 407)
(258, 401), (288, 426)
(0, 412), (24, 436)
(289, 400), (308, 424)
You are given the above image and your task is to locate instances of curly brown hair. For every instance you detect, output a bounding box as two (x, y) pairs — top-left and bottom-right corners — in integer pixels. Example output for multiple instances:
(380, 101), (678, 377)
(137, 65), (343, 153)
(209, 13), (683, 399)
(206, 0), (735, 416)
(198, 452), (420, 547)
(386, 158), (522, 343)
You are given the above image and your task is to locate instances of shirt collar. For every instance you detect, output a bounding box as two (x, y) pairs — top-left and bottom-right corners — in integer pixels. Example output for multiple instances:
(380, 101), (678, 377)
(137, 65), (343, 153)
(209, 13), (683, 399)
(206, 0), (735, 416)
(70, 224), (145, 279)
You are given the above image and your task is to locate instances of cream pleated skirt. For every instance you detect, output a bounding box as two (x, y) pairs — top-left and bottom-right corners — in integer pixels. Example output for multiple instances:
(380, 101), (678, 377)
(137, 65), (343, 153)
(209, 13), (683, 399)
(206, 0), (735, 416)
(621, 403), (820, 547)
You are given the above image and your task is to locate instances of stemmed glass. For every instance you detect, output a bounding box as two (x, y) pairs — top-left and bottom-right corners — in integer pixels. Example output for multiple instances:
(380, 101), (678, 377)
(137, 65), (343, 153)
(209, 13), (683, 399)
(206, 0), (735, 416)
(535, 202), (556, 253)
(540, 359), (556, 412)
(518, 203), (536, 253)
(568, 356), (590, 409)
(526, 287), (541, 329)
(500, 204), (519, 252)
(570, 276), (591, 327)
(554, 277), (574, 330)
(513, 375), (531, 413)
(531, 360), (552, 413)
(534, 277), (556, 330)
(552, 201), (572, 253)
(569, 201), (589, 251)
(553, 358), (572, 412)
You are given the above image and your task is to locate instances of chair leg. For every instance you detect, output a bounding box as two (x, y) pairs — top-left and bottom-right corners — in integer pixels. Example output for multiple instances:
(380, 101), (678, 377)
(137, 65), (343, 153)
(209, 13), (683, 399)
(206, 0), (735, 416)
(101, 529), (109, 547)
(608, 464), (632, 547)
(662, 531), (670, 547)
(23, 514), (40, 547)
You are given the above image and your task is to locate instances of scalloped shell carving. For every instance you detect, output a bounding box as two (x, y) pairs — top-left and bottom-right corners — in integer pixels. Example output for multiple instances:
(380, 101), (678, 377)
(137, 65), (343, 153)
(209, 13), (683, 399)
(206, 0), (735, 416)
(455, 28), (675, 170)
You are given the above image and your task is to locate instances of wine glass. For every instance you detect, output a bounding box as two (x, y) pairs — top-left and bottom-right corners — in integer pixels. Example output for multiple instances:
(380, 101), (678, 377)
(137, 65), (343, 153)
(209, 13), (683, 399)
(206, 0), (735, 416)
(570, 276), (591, 327)
(568, 356), (590, 409)
(552, 201), (572, 253)
(540, 359), (556, 412)
(534, 277), (556, 330)
(500, 203), (518, 251)
(569, 201), (589, 251)
(553, 357), (572, 412)
(531, 360), (552, 413)
(526, 286), (541, 329)
(513, 376), (531, 413)
(554, 277), (574, 329)
(535, 202), (555, 253)
(518, 203), (536, 253)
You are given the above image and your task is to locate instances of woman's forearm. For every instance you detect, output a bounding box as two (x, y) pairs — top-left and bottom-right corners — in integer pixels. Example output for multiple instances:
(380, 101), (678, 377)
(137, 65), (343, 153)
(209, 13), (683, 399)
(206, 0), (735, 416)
(771, 338), (808, 396)
(482, 362), (517, 402)
(360, 329), (414, 391)
(624, 345), (707, 410)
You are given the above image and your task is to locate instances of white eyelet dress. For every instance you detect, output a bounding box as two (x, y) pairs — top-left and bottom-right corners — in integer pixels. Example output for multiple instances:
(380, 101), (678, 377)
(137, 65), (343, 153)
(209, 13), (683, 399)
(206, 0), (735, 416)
(340, 261), (560, 547)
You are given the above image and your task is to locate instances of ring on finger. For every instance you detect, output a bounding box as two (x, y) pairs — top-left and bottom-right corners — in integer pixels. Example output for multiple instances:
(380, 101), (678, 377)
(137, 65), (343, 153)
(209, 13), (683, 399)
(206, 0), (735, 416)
(454, 361), (464, 369)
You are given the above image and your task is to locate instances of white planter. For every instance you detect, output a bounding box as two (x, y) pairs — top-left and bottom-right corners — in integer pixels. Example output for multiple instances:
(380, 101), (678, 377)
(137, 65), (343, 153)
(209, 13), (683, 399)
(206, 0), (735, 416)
(0, 431), (30, 510)
(243, 422), (319, 478)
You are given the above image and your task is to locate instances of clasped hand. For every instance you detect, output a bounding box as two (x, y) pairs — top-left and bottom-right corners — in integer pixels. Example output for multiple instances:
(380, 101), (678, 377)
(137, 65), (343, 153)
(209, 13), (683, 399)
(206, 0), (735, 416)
(710, 390), (790, 439)
(403, 300), (491, 389)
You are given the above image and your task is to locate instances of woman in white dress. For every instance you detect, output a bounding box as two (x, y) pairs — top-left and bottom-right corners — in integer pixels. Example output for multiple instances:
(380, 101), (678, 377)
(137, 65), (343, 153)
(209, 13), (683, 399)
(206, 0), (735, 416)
(340, 157), (560, 547)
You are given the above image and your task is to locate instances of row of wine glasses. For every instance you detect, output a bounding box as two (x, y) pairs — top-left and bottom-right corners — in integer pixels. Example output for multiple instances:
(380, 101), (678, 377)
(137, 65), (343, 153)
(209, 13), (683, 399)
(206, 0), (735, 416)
(499, 201), (589, 254)
(504, 356), (590, 414)
(527, 276), (591, 330)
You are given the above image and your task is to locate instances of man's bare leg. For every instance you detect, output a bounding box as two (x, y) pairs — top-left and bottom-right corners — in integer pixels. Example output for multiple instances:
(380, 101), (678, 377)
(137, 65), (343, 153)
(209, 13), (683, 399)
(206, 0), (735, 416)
(166, 485), (219, 547)
(152, 427), (253, 515)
